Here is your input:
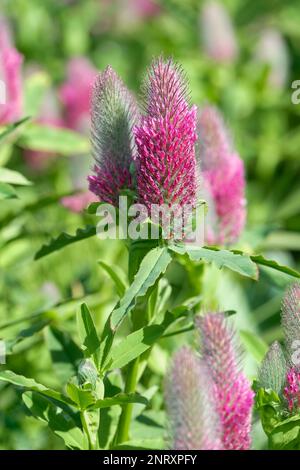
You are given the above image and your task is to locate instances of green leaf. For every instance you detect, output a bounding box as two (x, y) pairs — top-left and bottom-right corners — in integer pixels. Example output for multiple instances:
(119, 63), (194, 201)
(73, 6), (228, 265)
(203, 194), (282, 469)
(110, 247), (172, 330)
(0, 370), (73, 406)
(170, 245), (300, 280)
(239, 330), (269, 363)
(98, 261), (127, 298)
(132, 386), (158, 419)
(169, 245), (258, 279)
(89, 392), (148, 410)
(34, 225), (96, 259)
(0, 143), (13, 166)
(0, 183), (17, 200)
(275, 188), (300, 220)
(22, 391), (87, 450)
(24, 71), (51, 116)
(5, 319), (50, 354)
(66, 381), (96, 410)
(262, 231), (300, 251)
(254, 386), (282, 436)
(105, 313), (174, 371)
(258, 342), (287, 395)
(269, 414), (300, 450)
(0, 168), (32, 186)
(86, 201), (102, 214)
(128, 238), (160, 283)
(46, 326), (83, 382)
(18, 123), (90, 155)
(250, 253), (300, 279)
(77, 303), (101, 368)
(0, 117), (31, 142)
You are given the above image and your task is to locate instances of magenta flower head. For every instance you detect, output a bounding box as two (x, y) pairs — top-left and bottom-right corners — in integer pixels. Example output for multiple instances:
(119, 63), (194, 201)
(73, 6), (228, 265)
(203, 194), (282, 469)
(281, 283), (300, 367)
(196, 313), (254, 450)
(88, 66), (139, 205)
(197, 105), (246, 245)
(165, 347), (223, 450)
(255, 28), (289, 90)
(283, 368), (300, 412)
(200, 1), (238, 63)
(134, 57), (198, 211)
(59, 57), (97, 133)
(0, 16), (23, 125)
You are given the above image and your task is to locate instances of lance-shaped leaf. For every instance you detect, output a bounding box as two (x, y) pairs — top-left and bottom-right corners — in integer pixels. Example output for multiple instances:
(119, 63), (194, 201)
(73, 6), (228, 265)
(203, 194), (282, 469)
(110, 246), (172, 330)
(22, 391), (87, 450)
(169, 244), (258, 279)
(0, 370), (73, 406)
(34, 225), (96, 260)
(0, 168), (32, 186)
(77, 303), (101, 368)
(281, 283), (300, 364)
(258, 341), (287, 394)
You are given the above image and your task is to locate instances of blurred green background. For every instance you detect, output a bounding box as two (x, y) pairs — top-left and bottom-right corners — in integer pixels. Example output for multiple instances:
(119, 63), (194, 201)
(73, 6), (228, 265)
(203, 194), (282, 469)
(0, 0), (300, 450)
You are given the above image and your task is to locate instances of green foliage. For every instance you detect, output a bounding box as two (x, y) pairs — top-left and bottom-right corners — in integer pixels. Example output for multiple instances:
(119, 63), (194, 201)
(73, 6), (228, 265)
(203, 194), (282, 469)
(18, 124), (90, 155)
(255, 385), (300, 449)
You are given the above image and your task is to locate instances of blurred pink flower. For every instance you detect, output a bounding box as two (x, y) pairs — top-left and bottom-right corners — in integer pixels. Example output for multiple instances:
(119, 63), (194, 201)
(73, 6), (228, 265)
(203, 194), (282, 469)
(100, 0), (160, 32)
(255, 28), (289, 89)
(59, 58), (98, 210)
(165, 347), (223, 450)
(0, 16), (23, 124)
(61, 191), (97, 213)
(196, 313), (254, 450)
(131, 0), (160, 18)
(200, 1), (238, 63)
(88, 66), (138, 205)
(197, 105), (246, 245)
(59, 57), (97, 133)
(134, 57), (198, 212)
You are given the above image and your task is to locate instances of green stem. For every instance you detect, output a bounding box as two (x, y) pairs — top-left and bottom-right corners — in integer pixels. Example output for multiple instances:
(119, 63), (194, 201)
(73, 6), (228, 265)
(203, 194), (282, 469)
(81, 410), (94, 450)
(114, 357), (140, 444)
